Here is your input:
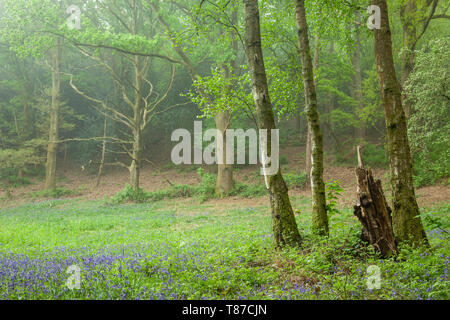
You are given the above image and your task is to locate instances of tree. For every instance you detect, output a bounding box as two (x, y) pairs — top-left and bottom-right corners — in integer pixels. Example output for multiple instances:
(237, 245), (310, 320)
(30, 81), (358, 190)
(65, 0), (184, 192)
(405, 37), (449, 187)
(371, 0), (427, 245)
(45, 37), (62, 190)
(351, 10), (365, 142)
(1, 0), (67, 190)
(148, 0), (240, 196)
(305, 35), (320, 181)
(294, 0), (328, 236)
(399, 0), (448, 117)
(243, 0), (302, 248)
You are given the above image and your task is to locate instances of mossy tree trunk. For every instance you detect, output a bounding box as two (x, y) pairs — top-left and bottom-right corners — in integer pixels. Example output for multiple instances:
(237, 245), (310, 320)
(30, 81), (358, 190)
(129, 40), (144, 193)
(215, 8), (238, 196)
(151, 1), (236, 196)
(294, 0), (328, 236)
(399, 0), (417, 118)
(399, 0), (439, 118)
(215, 110), (233, 195)
(372, 0), (427, 246)
(305, 35), (320, 181)
(352, 11), (365, 141)
(45, 38), (62, 190)
(243, 0), (302, 248)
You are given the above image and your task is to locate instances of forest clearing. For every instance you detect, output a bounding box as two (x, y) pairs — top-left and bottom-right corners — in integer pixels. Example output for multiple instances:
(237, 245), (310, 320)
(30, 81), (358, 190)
(0, 0), (449, 304)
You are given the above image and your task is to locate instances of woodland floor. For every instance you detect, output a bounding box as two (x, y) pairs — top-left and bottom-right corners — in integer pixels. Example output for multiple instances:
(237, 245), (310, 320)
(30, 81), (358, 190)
(1, 146), (448, 209)
(0, 146), (448, 300)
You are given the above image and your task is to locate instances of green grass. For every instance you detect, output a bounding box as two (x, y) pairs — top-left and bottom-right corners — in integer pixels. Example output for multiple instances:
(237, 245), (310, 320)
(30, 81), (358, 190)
(0, 196), (448, 300)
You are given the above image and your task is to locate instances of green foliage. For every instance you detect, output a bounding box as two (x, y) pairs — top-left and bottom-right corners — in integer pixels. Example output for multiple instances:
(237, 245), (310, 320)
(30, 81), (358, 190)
(284, 172), (309, 190)
(110, 184), (151, 204)
(361, 68), (385, 129)
(30, 187), (80, 199)
(2, 174), (31, 188)
(362, 144), (389, 168)
(0, 145), (43, 171)
(194, 168), (217, 202)
(325, 180), (344, 217)
(405, 38), (450, 187)
(420, 204), (450, 234)
(280, 155), (289, 166)
(230, 182), (267, 198)
(111, 168), (217, 204)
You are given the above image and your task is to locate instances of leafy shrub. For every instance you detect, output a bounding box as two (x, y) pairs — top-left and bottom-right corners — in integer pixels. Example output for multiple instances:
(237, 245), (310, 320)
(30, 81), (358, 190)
(284, 172), (308, 189)
(280, 155), (289, 165)
(194, 168), (216, 202)
(230, 182), (267, 198)
(405, 38), (450, 187)
(420, 204), (450, 234)
(31, 188), (81, 199)
(325, 180), (344, 217)
(111, 184), (150, 204)
(149, 184), (194, 201)
(111, 168), (216, 204)
(362, 144), (389, 168)
(3, 174), (31, 187)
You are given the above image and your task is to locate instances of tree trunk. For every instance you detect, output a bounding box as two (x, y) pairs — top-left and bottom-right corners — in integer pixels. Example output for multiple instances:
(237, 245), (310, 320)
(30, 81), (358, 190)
(305, 35), (320, 180)
(400, 0), (417, 119)
(354, 146), (397, 258)
(215, 13), (238, 196)
(45, 38), (62, 190)
(215, 110), (233, 195)
(324, 42), (335, 145)
(399, 0), (439, 118)
(294, 0), (328, 236)
(305, 126), (312, 178)
(96, 115), (107, 187)
(243, 0), (302, 248)
(352, 11), (365, 141)
(151, 1), (236, 196)
(130, 55), (143, 192)
(371, 0), (427, 246)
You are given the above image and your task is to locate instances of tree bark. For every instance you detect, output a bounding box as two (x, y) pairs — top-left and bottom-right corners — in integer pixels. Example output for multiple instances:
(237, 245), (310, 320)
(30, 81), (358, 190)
(354, 147), (398, 258)
(215, 110), (233, 195)
(371, 0), (427, 246)
(129, 55), (143, 192)
(305, 35), (320, 180)
(294, 0), (328, 236)
(96, 114), (107, 187)
(305, 126), (312, 178)
(243, 0), (302, 248)
(352, 11), (365, 141)
(399, 0), (439, 118)
(45, 37), (62, 190)
(215, 8), (238, 196)
(400, 0), (418, 118)
(151, 1), (236, 196)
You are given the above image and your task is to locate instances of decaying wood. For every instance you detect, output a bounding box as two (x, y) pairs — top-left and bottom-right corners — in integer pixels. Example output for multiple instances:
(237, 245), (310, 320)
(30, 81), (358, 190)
(354, 146), (397, 257)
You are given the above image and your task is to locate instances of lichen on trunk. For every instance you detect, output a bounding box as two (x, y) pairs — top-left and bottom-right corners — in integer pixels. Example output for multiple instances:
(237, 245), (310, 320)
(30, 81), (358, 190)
(45, 38), (62, 191)
(243, 0), (302, 248)
(294, 0), (328, 236)
(372, 0), (427, 246)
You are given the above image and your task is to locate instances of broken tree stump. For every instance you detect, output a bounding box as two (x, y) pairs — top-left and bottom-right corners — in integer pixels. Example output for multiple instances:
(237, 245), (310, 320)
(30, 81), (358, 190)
(353, 146), (397, 258)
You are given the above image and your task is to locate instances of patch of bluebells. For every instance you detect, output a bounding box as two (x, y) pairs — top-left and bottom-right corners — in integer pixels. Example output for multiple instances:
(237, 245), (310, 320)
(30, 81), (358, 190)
(0, 236), (448, 300)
